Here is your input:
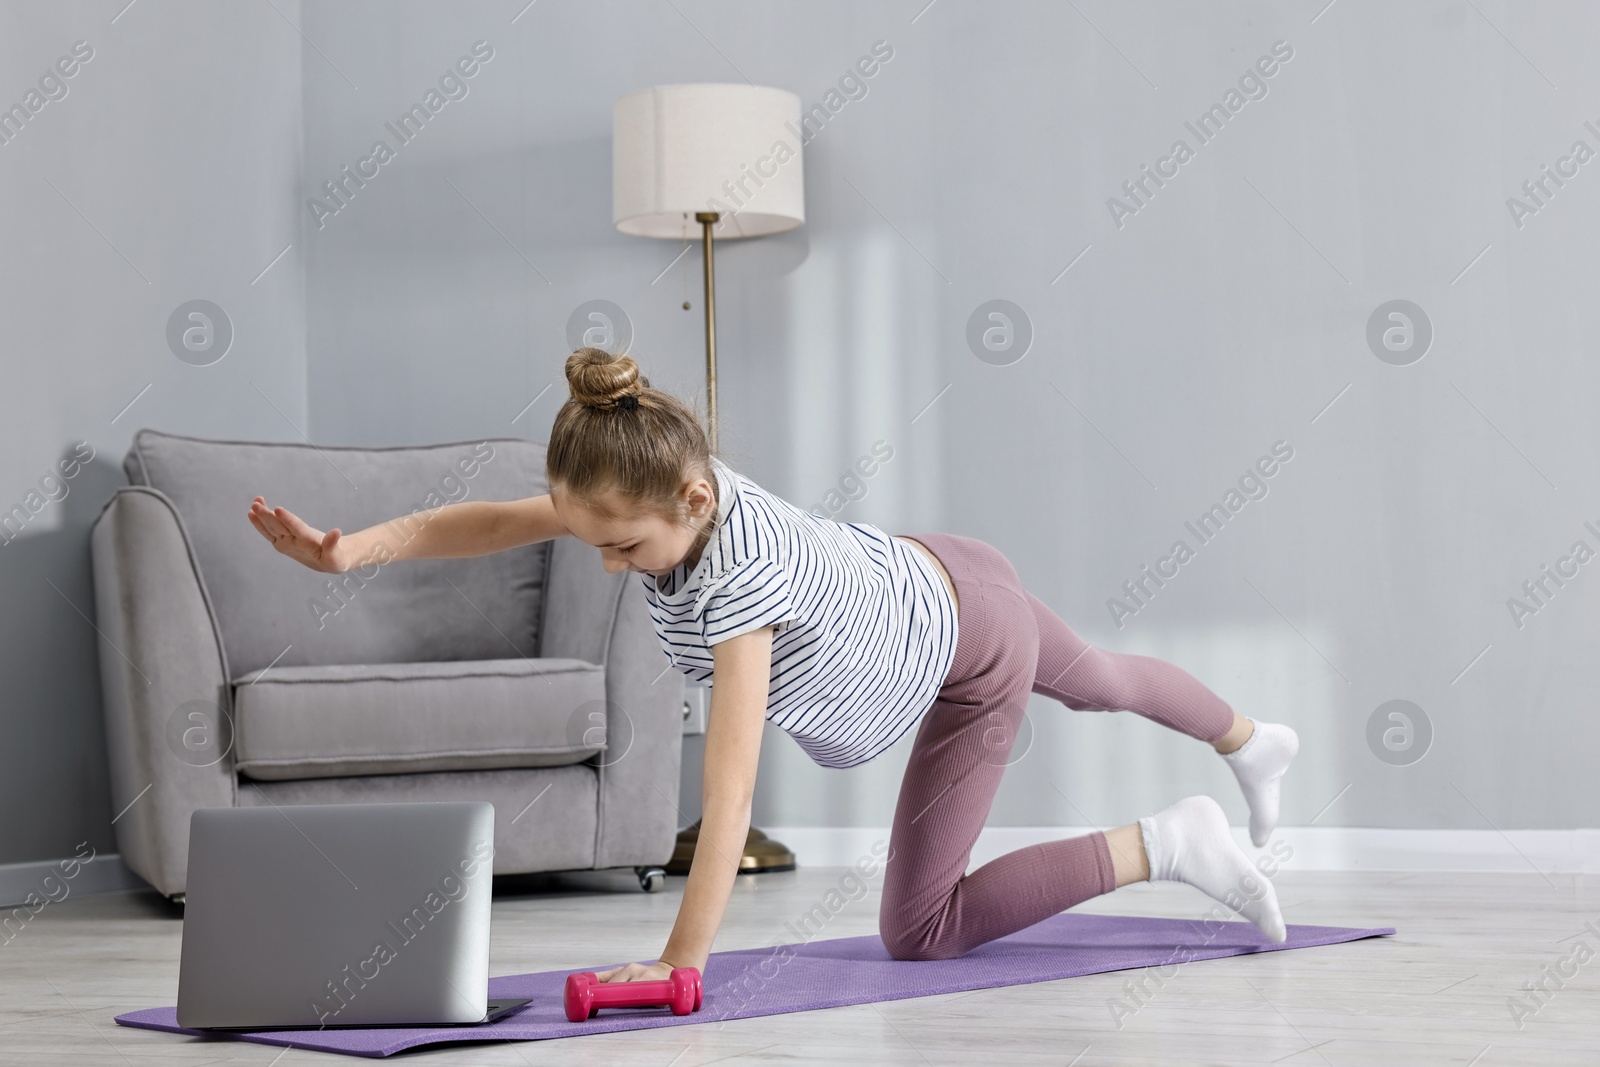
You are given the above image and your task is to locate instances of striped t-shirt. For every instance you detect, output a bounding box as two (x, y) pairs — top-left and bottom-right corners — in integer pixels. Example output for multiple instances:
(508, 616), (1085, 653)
(640, 458), (958, 769)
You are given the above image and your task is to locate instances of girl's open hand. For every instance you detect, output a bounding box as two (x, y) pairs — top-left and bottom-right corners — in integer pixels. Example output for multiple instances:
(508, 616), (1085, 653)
(594, 959), (677, 984)
(248, 496), (349, 573)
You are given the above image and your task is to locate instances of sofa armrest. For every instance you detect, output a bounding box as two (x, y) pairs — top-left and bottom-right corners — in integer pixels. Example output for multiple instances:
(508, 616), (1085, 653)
(541, 537), (684, 868)
(91, 487), (235, 896)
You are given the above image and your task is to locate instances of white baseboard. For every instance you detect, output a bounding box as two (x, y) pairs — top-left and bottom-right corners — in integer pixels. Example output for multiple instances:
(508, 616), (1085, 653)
(5, 826), (1594, 910)
(0, 853), (150, 910)
(762, 826), (1600, 875)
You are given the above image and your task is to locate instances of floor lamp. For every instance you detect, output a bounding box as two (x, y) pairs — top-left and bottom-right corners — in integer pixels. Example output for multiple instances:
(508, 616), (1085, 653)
(613, 83), (805, 874)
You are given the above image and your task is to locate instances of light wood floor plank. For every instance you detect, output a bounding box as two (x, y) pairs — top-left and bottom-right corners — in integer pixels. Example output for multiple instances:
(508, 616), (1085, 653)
(1, 869), (1595, 1065)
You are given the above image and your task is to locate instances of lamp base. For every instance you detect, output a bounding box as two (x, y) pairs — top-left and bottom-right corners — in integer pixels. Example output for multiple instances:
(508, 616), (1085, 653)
(664, 819), (796, 875)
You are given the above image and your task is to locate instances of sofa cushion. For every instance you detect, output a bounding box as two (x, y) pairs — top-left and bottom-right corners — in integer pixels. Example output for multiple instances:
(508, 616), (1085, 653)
(122, 430), (552, 677)
(231, 658), (609, 780)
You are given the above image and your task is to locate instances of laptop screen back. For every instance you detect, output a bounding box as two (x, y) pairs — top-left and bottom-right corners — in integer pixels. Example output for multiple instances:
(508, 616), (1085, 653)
(177, 801), (494, 1029)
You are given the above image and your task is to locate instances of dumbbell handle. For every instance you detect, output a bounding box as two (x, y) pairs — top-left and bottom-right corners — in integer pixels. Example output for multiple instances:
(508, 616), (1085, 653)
(564, 966), (703, 1022)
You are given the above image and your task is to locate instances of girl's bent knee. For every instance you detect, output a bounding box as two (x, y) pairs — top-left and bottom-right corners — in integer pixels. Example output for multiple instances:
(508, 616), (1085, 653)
(880, 924), (965, 962)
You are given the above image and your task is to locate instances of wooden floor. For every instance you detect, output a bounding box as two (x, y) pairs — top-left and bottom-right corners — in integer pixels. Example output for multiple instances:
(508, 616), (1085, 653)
(1, 867), (1595, 1065)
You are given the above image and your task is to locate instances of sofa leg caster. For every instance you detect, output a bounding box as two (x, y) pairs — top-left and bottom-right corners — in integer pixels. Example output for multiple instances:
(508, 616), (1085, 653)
(634, 866), (666, 893)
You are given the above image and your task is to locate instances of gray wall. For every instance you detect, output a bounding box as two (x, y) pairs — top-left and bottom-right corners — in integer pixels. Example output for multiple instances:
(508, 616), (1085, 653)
(3, 0), (1596, 867)
(0, 0), (305, 865)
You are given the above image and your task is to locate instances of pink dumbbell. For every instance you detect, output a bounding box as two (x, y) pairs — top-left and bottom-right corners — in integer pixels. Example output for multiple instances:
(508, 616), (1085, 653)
(564, 966), (703, 1022)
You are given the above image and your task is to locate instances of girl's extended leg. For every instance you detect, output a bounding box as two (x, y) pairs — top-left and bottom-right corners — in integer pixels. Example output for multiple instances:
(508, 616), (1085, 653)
(1025, 591), (1235, 745)
(880, 534), (1286, 959)
(1026, 590), (1299, 847)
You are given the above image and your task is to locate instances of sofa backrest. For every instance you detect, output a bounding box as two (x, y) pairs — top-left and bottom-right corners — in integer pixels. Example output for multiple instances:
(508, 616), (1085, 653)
(123, 430), (552, 678)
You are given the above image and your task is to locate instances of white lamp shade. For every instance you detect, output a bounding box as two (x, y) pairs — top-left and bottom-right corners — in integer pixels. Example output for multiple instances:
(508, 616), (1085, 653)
(613, 83), (805, 240)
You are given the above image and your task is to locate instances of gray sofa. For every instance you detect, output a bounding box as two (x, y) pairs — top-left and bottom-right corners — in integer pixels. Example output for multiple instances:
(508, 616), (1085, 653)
(90, 429), (684, 899)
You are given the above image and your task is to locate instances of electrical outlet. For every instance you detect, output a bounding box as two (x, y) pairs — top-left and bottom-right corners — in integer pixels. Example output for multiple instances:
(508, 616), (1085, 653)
(681, 681), (710, 736)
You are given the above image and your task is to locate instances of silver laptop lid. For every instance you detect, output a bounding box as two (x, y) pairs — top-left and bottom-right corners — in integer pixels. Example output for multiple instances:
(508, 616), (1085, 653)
(177, 801), (495, 1029)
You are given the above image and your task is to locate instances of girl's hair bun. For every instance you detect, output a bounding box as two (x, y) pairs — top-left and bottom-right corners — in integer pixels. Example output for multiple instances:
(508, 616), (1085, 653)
(547, 346), (713, 516)
(565, 347), (643, 410)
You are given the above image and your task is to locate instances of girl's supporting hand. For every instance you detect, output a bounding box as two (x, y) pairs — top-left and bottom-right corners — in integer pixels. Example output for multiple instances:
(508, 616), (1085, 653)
(594, 959), (678, 984)
(247, 496), (350, 573)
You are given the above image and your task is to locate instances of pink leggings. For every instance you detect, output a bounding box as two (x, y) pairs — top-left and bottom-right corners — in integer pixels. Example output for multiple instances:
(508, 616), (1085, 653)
(880, 533), (1236, 961)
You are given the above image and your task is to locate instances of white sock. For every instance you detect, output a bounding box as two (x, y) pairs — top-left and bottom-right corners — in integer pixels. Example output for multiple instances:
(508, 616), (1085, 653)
(1219, 718), (1299, 847)
(1138, 795), (1286, 944)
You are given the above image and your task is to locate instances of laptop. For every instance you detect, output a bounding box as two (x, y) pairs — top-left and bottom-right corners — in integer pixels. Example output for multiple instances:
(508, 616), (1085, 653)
(177, 801), (529, 1030)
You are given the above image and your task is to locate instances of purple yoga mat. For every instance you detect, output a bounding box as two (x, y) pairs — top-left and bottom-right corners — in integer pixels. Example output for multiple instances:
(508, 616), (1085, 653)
(115, 912), (1394, 1057)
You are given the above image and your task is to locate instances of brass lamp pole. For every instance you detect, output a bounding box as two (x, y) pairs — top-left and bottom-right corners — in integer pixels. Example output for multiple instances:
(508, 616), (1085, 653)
(664, 211), (794, 876)
(613, 84), (805, 879)
(696, 211), (719, 452)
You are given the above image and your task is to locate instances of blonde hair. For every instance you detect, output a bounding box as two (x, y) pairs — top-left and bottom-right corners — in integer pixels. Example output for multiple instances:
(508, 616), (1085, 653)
(545, 348), (714, 523)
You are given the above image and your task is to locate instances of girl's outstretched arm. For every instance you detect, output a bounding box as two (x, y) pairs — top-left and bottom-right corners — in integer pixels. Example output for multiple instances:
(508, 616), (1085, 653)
(597, 624), (775, 982)
(247, 493), (569, 573)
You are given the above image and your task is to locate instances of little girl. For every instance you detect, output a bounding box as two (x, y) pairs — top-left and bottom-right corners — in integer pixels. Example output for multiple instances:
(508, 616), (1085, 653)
(249, 348), (1299, 983)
